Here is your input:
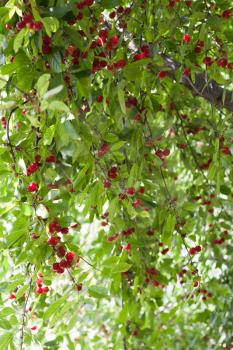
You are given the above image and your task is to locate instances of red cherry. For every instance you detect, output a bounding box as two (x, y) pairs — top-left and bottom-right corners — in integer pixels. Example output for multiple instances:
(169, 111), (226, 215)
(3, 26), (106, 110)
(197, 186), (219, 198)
(221, 146), (230, 155)
(57, 245), (66, 257)
(1, 117), (7, 129)
(126, 187), (135, 196)
(47, 236), (60, 246)
(183, 68), (191, 77)
(123, 243), (131, 251)
(60, 227), (69, 234)
(196, 40), (204, 48)
(98, 143), (109, 157)
(109, 35), (119, 47)
(217, 58), (228, 68)
(31, 326), (37, 330)
(103, 179), (111, 188)
(34, 154), (41, 162)
(22, 14), (33, 23)
(109, 11), (116, 19)
(222, 9), (232, 19)
(186, 0), (192, 6)
(16, 21), (26, 30)
(203, 57), (213, 66)
(66, 251), (75, 263)
(158, 71), (167, 79)
(45, 154), (56, 163)
(9, 293), (16, 300)
(76, 12), (83, 20)
(138, 186), (145, 194)
(132, 199), (142, 208)
(107, 234), (119, 242)
(27, 182), (38, 192)
(114, 59), (126, 69)
(37, 278), (43, 287)
(42, 286), (49, 293)
(178, 143), (186, 149)
(183, 34), (191, 43)
(76, 283), (83, 291)
(43, 35), (51, 45)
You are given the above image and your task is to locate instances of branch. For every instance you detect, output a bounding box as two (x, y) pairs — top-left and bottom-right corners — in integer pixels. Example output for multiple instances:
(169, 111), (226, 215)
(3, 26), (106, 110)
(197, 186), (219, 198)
(19, 269), (34, 350)
(161, 54), (233, 112)
(6, 106), (18, 175)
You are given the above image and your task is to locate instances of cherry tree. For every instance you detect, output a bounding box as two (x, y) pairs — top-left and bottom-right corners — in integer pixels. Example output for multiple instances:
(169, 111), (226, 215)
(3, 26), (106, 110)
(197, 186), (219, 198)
(0, 0), (232, 349)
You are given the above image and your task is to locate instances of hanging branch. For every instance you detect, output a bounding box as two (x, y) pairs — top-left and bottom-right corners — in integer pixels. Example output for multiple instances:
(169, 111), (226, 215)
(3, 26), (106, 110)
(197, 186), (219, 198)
(19, 268), (34, 350)
(160, 53), (233, 112)
(159, 166), (196, 268)
(6, 106), (19, 175)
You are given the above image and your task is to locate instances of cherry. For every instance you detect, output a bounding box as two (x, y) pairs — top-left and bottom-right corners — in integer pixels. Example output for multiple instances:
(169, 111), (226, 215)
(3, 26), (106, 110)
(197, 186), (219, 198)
(98, 143), (109, 157)
(217, 58), (228, 68)
(9, 293), (16, 300)
(96, 95), (103, 102)
(57, 245), (66, 257)
(203, 57), (213, 66)
(27, 182), (38, 192)
(76, 283), (83, 291)
(189, 246), (202, 255)
(161, 248), (169, 255)
(47, 236), (60, 246)
(123, 243), (131, 251)
(60, 227), (69, 234)
(103, 179), (111, 188)
(31, 326), (37, 330)
(109, 35), (119, 47)
(126, 187), (135, 196)
(183, 68), (191, 76)
(158, 71), (167, 79)
(183, 34), (191, 43)
(45, 154), (56, 163)
(186, 0), (192, 6)
(16, 21), (26, 30)
(114, 59), (126, 69)
(108, 166), (118, 179)
(66, 251), (75, 264)
(109, 11), (116, 19)
(1, 117), (7, 129)
(222, 9), (232, 18)
(132, 199), (142, 208)
(107, 234), (119, 242)
(138, 186), (145, 194)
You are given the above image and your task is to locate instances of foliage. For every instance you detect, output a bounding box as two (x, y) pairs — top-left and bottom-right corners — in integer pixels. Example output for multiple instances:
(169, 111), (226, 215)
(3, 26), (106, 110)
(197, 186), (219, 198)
(0, 0), (233, 349)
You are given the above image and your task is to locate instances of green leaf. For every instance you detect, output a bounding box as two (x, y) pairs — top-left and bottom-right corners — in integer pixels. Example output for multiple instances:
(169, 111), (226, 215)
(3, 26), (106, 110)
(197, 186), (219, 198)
(0, 333), (13, 349)
(44, 296), (67, 321)
(44, 85), (64, 99)
(14, 28), (27, 53)
(48, 100), (69, 112)
(43, 124), (55, 145)
(16, 285), (28, 300)
(42, 17), (59, 36)
(161, 213), (176, 247)
(88, 286), (109, 299)
(117, 87), (126, 114)
(36, 74), (51, 98)
(110, 141), (126, 152)
(77, 77), (91, 100)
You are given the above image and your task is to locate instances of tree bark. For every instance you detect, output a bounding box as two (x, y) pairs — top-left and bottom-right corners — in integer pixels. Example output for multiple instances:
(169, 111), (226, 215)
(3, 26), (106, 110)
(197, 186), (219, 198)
(161, 54), (233, 113)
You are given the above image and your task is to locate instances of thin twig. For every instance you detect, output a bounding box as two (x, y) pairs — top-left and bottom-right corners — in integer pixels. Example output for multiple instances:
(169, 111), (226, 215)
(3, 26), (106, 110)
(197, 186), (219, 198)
(79, 256), (101, 272)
